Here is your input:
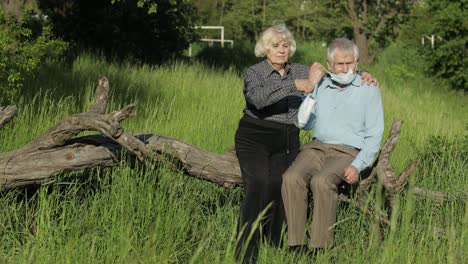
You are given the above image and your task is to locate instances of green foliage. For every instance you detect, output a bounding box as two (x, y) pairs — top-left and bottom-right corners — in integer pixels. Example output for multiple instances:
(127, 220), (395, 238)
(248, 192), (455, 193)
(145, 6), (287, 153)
(384, 64), (416, 83)
(38, 0), (199, 63)
(293, 41), (327, 66)
(397, 1), (435, 47)
(193, 0), (415, 65)
(193, 0), (345, 42)
(359, 0), (414, 49)
(193, 40), (326, 74)
(418, 135), (467, 173)
(423, 0), (468, 91)
(326, 0), (416, 64)
(375, 43), (422, 83)
(195, 42), (257, 73)
(112, 0), (158, 14)
(396, 0), (466, 91)
(0, 9), (67, 105)
(416, 135), (468, 193)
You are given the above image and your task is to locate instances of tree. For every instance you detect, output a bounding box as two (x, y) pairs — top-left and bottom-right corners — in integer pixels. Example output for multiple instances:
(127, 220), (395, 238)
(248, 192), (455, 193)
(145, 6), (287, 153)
(264, 0), (345, 41)
(37, 0), (199, 63)
(1, 0), (39, 20)
(217, 0), (343, 41)
(0, 7), (67, 105)
(424, 0), (467, 91)
(341, 0), (414, 64)
(288, 0), (347, 41)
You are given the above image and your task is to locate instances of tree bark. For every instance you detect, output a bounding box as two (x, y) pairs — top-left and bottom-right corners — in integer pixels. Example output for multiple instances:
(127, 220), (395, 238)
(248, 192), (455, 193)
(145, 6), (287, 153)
(346, 0), (399, 65)
(1, 0), (27, 20)
(0, 105), (17, 129)
(347, 0), (371, 64)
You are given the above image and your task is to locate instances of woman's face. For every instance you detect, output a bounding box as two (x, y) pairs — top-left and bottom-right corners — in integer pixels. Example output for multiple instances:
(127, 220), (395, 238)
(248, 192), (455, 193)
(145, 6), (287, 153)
(266, 39), (289, 68)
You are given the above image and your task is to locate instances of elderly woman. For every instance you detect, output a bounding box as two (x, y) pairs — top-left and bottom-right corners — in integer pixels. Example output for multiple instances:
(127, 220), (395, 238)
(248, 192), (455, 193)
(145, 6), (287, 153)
(234, 23), (375, 263)
(234, 23), (320, 263)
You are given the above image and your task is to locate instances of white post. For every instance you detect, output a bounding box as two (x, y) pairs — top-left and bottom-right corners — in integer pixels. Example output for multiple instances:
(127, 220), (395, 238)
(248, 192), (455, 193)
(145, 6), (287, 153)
(221, 27), (224, 48)
(421, 36), (425, 46)
(431, 35), (435, 49)
(191, 26), (233, 49)
(188, 43), (192, 57)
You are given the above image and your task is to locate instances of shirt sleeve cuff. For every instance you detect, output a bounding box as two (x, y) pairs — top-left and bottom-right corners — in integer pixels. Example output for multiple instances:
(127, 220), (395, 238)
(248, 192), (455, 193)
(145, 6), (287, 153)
(351, 159), (366, 173)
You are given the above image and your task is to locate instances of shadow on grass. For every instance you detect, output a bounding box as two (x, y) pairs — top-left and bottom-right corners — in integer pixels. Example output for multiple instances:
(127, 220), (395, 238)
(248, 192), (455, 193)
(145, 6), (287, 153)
(20, 53), (163, 111)
(194, 41), (259, 74)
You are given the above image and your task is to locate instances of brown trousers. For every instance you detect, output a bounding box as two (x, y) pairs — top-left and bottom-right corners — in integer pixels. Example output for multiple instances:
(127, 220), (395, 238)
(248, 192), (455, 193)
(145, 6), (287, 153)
(281, 140), (359, 248)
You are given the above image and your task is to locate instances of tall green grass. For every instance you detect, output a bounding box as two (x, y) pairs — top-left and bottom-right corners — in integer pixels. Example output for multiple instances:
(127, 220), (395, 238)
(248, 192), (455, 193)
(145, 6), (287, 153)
(0, 43), (466, 263)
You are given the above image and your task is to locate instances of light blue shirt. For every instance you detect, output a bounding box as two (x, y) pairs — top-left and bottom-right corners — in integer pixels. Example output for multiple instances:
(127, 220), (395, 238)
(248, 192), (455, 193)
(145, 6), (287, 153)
(307, 74), (384, 172)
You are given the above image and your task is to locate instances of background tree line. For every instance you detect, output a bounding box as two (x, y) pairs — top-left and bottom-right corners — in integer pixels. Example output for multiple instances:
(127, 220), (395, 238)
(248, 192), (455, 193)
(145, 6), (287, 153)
(0, 0), (466, 105)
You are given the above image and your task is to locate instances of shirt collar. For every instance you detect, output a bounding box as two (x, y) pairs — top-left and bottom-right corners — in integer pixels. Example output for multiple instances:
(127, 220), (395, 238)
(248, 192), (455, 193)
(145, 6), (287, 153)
(261, 59), (290, 78)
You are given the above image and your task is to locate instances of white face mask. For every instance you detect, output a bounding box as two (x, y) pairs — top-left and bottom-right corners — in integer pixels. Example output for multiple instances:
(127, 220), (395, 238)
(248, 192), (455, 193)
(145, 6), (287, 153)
(329, 68), (357, 85)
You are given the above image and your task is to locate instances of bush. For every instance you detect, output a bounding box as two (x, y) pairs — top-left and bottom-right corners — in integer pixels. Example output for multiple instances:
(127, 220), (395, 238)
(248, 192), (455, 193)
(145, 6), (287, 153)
(0, 10), (67, 105)
(423, 0), (467, 91)
(37, 0), (199, 64)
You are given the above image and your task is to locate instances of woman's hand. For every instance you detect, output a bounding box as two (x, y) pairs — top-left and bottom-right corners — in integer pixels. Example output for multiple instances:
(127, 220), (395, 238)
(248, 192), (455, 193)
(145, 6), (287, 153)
(360, 71), (379, 86)
(295, 79), (314, 94)
(295, 62), (325, 94)
(309, 62), (325, 85)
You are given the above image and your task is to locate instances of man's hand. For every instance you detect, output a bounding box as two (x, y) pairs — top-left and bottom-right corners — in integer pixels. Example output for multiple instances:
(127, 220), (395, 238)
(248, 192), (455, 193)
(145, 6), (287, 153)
(309, 62), (325, 85)
(360, 71), (379, 86)
(343, 165), (359, 184)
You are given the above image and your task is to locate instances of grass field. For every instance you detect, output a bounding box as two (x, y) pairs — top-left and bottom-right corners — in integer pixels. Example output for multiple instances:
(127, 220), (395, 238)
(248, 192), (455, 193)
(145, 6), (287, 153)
(0, 43), (466, 263)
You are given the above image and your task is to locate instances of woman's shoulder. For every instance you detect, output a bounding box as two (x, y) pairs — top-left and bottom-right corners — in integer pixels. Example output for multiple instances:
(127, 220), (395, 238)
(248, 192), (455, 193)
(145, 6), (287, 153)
(245, 60), (270, 76)
(248, 59), (268, 69)
(288, 62), (308, 69)
(287, 62), (309, 77)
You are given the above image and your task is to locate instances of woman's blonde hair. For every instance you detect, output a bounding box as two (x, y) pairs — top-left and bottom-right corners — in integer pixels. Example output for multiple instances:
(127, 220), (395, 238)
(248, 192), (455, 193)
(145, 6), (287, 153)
(254, 22), (296, 58)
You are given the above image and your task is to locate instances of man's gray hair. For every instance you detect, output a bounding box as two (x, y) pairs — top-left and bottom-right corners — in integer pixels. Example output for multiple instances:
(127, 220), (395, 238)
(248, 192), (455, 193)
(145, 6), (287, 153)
(254, 22), (297, 58)
(327, 38), (359, 63)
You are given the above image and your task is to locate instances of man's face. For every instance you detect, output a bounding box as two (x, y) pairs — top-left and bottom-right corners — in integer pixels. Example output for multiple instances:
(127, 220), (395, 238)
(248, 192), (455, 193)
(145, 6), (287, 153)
(327, 50), (356, 74)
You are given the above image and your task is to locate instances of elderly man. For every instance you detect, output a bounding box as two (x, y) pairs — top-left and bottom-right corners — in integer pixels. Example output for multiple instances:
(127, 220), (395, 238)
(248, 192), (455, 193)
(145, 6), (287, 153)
(281, 38), (384, 253)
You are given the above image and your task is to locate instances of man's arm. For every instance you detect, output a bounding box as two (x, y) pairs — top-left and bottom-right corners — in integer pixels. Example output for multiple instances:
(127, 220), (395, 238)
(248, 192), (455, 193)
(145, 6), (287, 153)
(344, 87), (384, 184)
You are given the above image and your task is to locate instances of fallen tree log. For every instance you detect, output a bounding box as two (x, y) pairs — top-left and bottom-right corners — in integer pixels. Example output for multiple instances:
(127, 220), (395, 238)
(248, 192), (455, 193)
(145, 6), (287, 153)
(1, 77), (461, 212)
(0, 78), (147, 188)
(0, 105), (17, 129)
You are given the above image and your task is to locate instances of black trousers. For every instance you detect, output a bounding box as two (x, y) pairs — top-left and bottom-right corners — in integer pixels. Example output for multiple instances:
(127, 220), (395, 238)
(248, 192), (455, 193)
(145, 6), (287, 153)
(234, 114), (300, 263)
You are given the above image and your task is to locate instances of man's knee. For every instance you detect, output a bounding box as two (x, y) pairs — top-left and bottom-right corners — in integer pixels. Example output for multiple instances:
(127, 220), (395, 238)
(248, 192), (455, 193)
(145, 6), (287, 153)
(282, 167), (307, 190)
(310, 175), (334, 193)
